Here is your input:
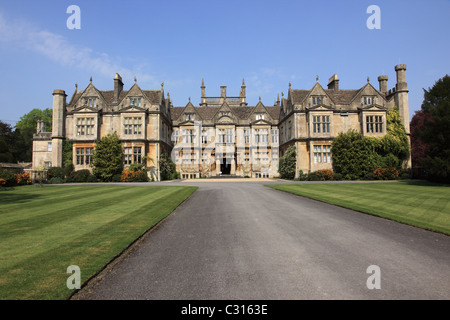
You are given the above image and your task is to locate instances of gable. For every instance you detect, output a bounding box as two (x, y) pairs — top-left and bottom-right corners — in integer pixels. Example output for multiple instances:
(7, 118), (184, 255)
(214, 102), (238, 123)
(350, 83), (386, 105)
(73, 83), (107, 110)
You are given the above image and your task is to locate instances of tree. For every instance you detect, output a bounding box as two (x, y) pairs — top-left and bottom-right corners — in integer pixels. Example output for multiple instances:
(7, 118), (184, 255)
(0, 121), (15, 162)
(332, 129), (380, 179)
(92, 132), (123, 182)
(279, 145), (296, 179)
(15, 108), (52, 162)
(410, 110), (432, 168)
(159, 153), (177, 181)
(417, 75), (450, 182)
(332, 107), (410, 179)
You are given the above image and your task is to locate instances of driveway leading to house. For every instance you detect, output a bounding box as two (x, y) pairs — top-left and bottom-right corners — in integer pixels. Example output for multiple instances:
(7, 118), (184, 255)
(74, 181), (450, 300)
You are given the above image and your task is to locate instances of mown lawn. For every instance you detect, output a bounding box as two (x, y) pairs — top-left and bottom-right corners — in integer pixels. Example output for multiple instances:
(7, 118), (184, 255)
(0, 185), (197, 300)
(268, 182), (450, 235)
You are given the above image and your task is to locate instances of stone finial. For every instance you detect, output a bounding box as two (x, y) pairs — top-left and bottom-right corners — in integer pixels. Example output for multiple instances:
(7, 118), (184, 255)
(259, 96), (261, 102)
(242, 77), (246, 86)
(75, 83), (78, 91)
(289, 82), (291, 89)
(161, 81), (164, 88)
(316, 75), (319, 82)
(281, 91), (284, 97)
(189, 96), (191, 102)
(367, 76), (370, 83)
(134, 76), (137, 83)
(90, 76), (92, 83)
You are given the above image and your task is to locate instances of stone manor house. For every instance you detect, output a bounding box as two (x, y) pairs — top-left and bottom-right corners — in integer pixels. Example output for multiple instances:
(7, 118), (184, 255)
(32, 64), (410, 180)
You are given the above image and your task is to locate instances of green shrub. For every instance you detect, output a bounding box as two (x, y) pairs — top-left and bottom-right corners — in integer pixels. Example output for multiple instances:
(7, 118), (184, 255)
(111, 174), (122, 182)
(334, 173), (343, 181)
(49, 177), (65, 184)
(159, 154), (177, 180)
(363, 172), (375, 180)
(298, 170), (308, 181)
(344, 173), (359, 180)
(64, 163), (74, 178)
(307, 172), (319, 181)
(0, 169), (16, 187)
(87, 174), (98, 183)
(279, 145), (296, 180)
(48, 167), (65, 180)
(67, 169), (92, 183)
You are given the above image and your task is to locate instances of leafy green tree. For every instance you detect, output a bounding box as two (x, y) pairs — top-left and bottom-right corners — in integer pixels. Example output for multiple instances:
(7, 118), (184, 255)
(332, 130), (380, 178)
(410, 110), (432, 168)
(279, 145), (296, 179)
(92, 132), (123, 182)
(15, 108), (52, 162)
(159, 153), (177, 180)
(62, 140), (73, 168)
(332, 106), (410, 178)
(0, 121), (15, 162)
(417, 75), (450, 182)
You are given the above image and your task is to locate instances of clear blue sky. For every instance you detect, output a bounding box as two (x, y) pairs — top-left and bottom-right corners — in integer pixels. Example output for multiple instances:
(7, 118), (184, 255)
(0, 0), (449, 126)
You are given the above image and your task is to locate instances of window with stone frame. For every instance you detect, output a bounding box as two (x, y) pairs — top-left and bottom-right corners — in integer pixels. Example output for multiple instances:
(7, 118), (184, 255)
(123, 117), (142, 135)
(226, 129), (233, 143)
(256, 113), (265, 120)
(185, 113), (194, 121)
(244, 129), (250, 144)
(271, 129), (279, 143)
(201, 129), (208, 144)
(124, 147), (133, 165)
(312, 115), (330, 134)
(363, 96), (374, 105)
(85, 98), (97, 108)
(133, 147), (142, 163)
(313, 145), (331, 164)
(76, 117), (95, 136)
(76, 147), (94, 165)
(129, 97), (142, 107)
(254, 129), (268, 144)
(366, 115), (383, 133)
(172, 129), (179, 143)
(183, 129), (195, 143)
(312, 96), (324, 105)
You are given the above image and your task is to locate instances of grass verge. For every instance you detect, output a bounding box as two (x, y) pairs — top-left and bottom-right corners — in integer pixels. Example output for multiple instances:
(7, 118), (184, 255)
(0, 185), (197, 299)
(267, 181), (450, 235)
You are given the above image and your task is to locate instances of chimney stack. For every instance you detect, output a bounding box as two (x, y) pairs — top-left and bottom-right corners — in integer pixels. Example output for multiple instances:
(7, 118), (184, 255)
(220, 86), (227, 98)
(327, 74), (339, 92)
(377, 75), (388, 94)
(114, 73), (123, 102)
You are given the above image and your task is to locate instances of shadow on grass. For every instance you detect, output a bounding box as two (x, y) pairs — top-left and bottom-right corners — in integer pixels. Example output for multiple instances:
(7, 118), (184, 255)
(0, 191), (43, 205)
(402, 180), (450, 187)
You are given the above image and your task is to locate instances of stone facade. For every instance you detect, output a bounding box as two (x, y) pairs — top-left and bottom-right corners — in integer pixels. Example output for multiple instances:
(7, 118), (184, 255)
(32, 65), (410, 180)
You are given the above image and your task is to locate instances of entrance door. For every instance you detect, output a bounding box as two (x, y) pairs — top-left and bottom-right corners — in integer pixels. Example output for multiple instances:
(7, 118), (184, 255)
(221, 158), (231, 174)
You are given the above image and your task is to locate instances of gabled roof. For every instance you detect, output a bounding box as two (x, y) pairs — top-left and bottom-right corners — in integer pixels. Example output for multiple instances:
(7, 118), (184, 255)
(171, 105), (280, 122)
(67, 88), (162, 109)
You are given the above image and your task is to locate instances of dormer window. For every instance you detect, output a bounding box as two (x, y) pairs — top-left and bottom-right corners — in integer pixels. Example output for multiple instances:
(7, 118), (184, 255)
(130, 98), (142, 107)
(363, 96), (374, 105)
(256, 113), (265, 120)
(86, 98), (97, 108)
(185, 113), (194, 121)
(312, 96), (324, 105)
(221, 111), (230, 117)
